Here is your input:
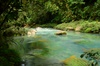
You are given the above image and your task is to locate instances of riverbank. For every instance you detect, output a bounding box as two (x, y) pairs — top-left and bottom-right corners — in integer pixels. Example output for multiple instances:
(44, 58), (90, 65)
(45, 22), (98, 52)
(3, 20), (100, 37)
(55, 20), (100, 34)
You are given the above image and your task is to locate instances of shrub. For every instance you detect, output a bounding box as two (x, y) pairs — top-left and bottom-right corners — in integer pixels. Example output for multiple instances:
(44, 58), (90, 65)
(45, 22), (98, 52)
(55, 23), (68, 30)
(40, 23), (57, 28)
(81, 21), (100, 33)
(0, 49), (21, 66)
(84, 28), (92, 33)
(80, 48), (100, 66)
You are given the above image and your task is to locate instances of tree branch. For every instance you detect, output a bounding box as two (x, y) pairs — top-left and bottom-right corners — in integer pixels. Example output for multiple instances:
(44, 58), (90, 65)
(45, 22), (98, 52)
(0, 1), (17, 30)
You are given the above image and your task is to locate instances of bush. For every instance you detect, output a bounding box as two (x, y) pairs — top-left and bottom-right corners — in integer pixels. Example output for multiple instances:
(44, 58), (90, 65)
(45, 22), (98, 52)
(39, 23), (57, 28)
(0, 49), (21, 66)
(3, 26), (27, 37)
(84, 28), (92, 33)
(81, 21), (100, 33)
(55, 20), (100, 33)
(0, 57), (11, 66)
(55, 23), (68, 30)
(80, 48), (100, 66)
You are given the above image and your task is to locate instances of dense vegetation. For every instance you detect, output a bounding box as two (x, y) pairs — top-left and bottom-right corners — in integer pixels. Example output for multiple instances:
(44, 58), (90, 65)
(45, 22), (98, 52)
(55, 20), (100, 33)
(0, 0), (24, 66)
(1, 0), (100, 66)
(1, 0), (100, 32)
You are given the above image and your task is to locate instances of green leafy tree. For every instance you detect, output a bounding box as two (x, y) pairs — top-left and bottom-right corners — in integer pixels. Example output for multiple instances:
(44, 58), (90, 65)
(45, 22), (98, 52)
(0, 0), (22, 30)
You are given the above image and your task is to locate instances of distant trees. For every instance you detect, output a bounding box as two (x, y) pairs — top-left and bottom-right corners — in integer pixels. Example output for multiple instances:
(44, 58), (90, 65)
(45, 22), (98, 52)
(1, 0), (100, 29)
(22, 0), (100, 25)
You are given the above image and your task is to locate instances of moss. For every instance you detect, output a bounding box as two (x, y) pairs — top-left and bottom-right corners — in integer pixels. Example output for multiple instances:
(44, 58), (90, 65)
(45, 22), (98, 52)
(63, 55), (89, 66)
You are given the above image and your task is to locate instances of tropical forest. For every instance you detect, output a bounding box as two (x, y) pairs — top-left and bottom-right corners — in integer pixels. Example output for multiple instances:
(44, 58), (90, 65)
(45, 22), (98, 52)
(0, 0), (100, 66)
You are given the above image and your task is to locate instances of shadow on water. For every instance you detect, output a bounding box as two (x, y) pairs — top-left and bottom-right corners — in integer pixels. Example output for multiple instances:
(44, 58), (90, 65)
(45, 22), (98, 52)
(12, 28), (100, 66)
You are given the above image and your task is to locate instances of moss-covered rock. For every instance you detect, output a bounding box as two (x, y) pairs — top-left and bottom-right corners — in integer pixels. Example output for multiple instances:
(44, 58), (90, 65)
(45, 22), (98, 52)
(63, 55), (89, 66)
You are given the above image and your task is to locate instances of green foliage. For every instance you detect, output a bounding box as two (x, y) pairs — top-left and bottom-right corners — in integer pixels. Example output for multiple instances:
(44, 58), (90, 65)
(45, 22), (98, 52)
(0, 0), (22, 29)
(55, 20), (100, 33)
(0, 35), (22, 66)
(40, 23), (57, 28)
(51, 0), (100, 22)
(0, 57), (11, 66)
(55, 23), (68, 30)
(84, 28), (92, 33)
(45, 1), (59, 12)
(2, 26), (27, 37)
(80, 48), (100, 66)
(2, 0), (98, 28)
(0, 48), (21, 66)
(81, 21), (100, 33)
(1, 0), (100, 29)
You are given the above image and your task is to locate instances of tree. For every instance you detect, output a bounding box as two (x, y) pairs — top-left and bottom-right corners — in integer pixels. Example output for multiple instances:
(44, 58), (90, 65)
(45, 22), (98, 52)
(0, 0), (22, 30)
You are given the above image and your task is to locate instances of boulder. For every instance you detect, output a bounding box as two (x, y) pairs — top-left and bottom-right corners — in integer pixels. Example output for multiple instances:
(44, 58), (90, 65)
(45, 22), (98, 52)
(75, 26), (82, 32)
(27, 29), (36, 37)
(36, 27), (42, 31)
(55, 31), (66, 35)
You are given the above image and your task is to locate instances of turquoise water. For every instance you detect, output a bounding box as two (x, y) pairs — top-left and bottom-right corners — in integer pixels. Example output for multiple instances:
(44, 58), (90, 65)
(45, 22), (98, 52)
(13, 28), (100, 66)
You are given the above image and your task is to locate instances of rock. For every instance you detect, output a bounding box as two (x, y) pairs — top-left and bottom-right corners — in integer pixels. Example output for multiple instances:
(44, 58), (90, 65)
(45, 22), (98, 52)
(66, 27), (74, 30)
(27, 29), (36, 37)
(36, 27), (42, 31)
(55, 31), (66, 35)
(75, 26), (82, 32)
(63, 55), (89, 66)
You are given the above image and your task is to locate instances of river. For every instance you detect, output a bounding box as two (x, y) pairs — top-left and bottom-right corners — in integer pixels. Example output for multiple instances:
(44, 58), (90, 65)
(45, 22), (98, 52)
(13, 28), (100, 66)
